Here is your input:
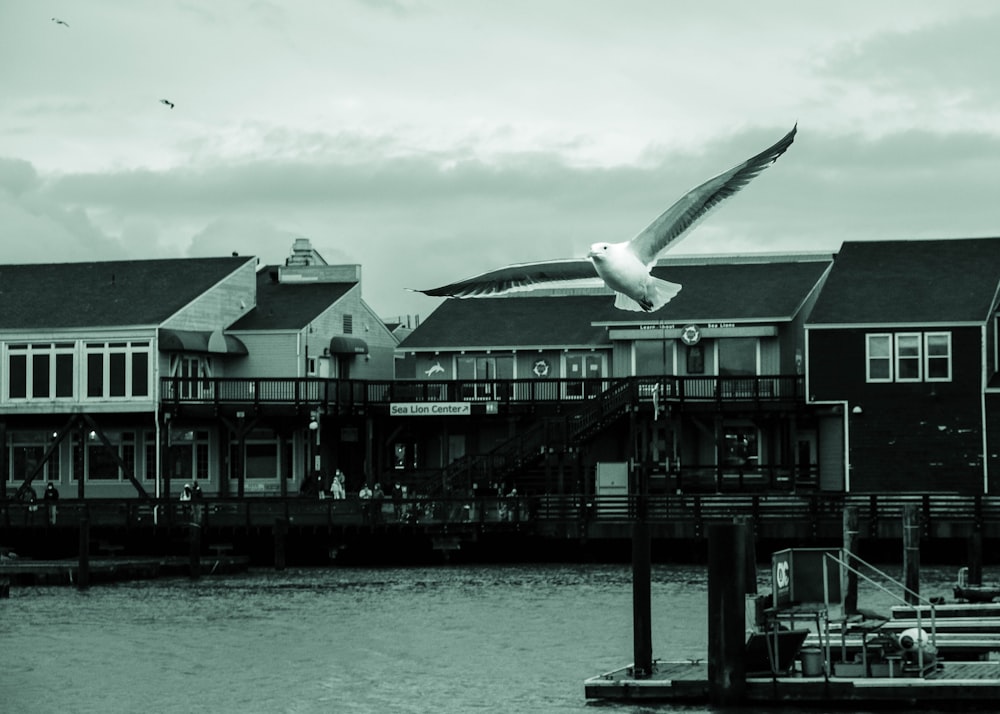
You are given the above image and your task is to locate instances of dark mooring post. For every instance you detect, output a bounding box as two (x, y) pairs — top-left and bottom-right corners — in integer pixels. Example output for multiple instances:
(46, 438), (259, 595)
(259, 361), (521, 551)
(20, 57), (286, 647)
(903, 503), (921, 605)
(631, 458), (652, 678)
(708, 522), (746, 707)
(968, 529), (983, 587)
(274, 517), (288, 571)
(842, 505), (859, 615)
(188, 519), (202, 579)
(77, 508), (90, 590)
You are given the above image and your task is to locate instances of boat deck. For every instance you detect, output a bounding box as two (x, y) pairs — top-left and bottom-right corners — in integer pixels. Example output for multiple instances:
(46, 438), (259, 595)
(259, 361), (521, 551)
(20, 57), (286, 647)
(585, 660), (1000, 704)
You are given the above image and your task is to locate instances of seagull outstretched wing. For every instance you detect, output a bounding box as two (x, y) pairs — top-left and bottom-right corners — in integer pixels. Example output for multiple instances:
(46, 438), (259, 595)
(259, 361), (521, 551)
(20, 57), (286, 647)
(415, 258), (599, 298)
(628, 124), (796, 264)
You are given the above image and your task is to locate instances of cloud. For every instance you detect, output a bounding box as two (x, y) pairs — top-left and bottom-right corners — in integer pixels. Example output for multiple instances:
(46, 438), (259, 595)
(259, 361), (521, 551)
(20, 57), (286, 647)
(7, 122), (1000, 318)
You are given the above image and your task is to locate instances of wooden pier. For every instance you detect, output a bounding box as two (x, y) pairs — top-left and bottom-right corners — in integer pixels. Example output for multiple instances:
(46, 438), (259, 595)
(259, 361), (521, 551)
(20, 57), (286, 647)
(0, 554), (249, 586)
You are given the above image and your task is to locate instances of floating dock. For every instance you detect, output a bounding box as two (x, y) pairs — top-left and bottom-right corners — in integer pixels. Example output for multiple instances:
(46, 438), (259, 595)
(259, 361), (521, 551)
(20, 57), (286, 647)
(586, 513), (1000, 708)
(585, 660), (1000, 705)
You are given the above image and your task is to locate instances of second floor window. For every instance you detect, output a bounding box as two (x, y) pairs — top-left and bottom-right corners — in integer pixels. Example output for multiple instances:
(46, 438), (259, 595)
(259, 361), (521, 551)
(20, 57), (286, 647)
(866, 332), (951, 383)
(86, 341), (150, 399)
(7, 343), (75, 400)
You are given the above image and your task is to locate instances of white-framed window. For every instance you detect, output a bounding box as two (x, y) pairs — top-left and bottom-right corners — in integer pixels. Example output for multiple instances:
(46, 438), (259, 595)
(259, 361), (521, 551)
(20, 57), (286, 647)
(72, 430), (138, 482)
(85, 341), (150, 399)
(6, 342), (76, 400)
(170, 429), (210, 483)
(867, 331), (951, 383)
(925, 332), (952, 381)
(895, 333), (922, 382)
(8, 432), (61, 483)
(866, 334), (893, 382)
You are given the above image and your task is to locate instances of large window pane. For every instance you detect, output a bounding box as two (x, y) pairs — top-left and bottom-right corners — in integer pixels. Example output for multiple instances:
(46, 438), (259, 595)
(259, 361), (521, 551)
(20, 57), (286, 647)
(9, 354), (26, 399)
(32, 353), (50, 398)
(718, 338), (756, 377)
(55, 353), (74, 397)
(131, 352), (149, 396)
(635, 341), (673, 376)
(87, 353), (103, 397)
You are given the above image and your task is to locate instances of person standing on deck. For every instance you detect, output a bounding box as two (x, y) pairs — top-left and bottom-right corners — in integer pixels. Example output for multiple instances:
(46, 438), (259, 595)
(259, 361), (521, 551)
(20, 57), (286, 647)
(331, 470), (346, 499)
(359, 482), (373, 523)
(43, 482), (59, 525)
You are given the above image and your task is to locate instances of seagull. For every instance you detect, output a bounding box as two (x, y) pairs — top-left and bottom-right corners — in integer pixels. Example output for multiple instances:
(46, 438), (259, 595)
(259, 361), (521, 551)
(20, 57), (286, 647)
(414, 124), (797, 312)
(51, 17), (69, 27)
(160, 99), (175, 109)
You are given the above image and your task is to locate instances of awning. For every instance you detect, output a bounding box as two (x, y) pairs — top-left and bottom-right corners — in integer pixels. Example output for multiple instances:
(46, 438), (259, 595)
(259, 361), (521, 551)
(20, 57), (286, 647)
(159, 329), (248, 356)
(329, 335), (369, 355)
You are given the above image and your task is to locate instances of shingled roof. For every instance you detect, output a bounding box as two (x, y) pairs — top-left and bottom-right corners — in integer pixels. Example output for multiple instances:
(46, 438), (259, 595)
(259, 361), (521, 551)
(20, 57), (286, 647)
(0, 257), (252, 330)
(228, 266), (355, 331)
(807, 238), (1000, 326)
(401, 257), (831, 349)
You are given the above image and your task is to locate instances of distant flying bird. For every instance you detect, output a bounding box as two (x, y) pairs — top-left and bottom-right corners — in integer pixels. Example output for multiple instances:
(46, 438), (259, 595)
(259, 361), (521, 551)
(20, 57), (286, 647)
(415, 125), (797, 312)
(160, 99), (175, 109)
(51, 17), (69, 27)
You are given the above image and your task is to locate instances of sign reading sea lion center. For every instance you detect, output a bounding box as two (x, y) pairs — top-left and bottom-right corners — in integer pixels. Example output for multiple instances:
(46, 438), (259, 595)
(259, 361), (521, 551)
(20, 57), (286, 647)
(391, 402), (471, 416)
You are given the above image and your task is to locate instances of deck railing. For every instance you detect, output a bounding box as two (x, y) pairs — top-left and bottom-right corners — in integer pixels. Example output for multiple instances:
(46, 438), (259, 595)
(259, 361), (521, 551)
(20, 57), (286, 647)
(159, 375), (806, 410)
(4, 493), (999, 534)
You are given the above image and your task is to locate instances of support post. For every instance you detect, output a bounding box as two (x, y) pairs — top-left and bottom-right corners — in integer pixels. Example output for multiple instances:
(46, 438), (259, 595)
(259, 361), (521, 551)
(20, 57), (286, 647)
(188, 518), (202, 579)
(968, 530), (983, 587)
(708, 522), (746, 707)
(274, 517), (288, 571)
(843, 505), (859, 615)
(631, 457), (652, 678)
(77, 508), (90, 590)
(903, 503), (920, 605)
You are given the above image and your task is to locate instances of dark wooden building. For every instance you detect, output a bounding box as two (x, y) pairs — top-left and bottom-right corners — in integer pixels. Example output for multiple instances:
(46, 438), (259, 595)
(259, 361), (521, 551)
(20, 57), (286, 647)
(806, 237), (1000, 493)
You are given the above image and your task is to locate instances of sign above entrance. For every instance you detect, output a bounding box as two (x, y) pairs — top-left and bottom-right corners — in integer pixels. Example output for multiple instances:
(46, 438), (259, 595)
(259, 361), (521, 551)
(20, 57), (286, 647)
(390, 402), (499, 416)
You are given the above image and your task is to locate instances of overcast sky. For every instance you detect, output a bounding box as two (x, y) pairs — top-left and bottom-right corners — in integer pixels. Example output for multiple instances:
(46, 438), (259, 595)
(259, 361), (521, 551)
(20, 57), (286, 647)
(3, 1), (1000, 320)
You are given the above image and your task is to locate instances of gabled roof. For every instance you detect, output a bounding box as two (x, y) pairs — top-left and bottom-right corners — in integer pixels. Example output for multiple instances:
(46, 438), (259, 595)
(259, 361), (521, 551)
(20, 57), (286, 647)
(0, 257), (252, 330)
(807, 238), (1000, 326)
(228, 266), (355, 331)
(400, 257), (831, 350)
(625, 258), (831, 324)
(399, 295), (613, 350)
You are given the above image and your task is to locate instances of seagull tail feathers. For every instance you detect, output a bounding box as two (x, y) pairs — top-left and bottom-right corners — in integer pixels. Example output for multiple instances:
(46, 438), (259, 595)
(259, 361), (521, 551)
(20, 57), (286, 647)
(613, 279), (682, 312)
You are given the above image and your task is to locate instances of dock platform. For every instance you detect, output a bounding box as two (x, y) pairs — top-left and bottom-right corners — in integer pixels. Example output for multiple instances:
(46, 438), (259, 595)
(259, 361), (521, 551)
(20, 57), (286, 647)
(0, 554), (249, 585)
(585, 659), (1000, 705)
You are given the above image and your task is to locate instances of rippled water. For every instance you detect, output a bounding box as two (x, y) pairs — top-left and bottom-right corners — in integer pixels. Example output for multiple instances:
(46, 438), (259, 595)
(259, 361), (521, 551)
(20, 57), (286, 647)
(0, 562), (966, 713)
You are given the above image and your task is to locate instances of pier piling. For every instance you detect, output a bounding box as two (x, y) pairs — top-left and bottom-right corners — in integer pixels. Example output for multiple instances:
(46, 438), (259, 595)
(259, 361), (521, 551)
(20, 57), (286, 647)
(77, 511), (90, 590)
(968, 530), (983, 586)
(903, 503), (920, 605)
(274, 517), (288, 571)
(631, 496), (652, 678)
(188, 520), (202, 579)
(708, 522), (746, 707)
(843, 505), (859, 615)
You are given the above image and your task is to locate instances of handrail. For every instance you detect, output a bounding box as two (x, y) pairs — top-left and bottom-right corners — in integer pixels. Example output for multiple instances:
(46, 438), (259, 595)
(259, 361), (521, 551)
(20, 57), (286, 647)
(825, 550), (936, 673)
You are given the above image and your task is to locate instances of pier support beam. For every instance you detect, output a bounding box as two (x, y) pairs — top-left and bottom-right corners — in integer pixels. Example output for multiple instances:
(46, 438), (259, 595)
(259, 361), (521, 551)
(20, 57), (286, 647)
(631, 497), (652, 677)
(77, 510), (90, 590)
(708, 522), (746, 707)
(188, 519), (202, 579)
(903, 503), (920, 605)
(843, 505), (859, 615)
(968, 530), (983, 586)
(274, 517), (288, 571)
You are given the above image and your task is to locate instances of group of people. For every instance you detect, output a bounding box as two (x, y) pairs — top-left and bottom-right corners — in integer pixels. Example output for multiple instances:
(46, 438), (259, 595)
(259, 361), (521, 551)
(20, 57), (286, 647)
(357, 481), (407, 523)
(300, 469), (348, 499)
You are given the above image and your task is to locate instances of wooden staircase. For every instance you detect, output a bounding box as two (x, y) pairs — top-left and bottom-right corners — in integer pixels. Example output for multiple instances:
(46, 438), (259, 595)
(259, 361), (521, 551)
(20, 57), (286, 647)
(420, 378), (639, 495)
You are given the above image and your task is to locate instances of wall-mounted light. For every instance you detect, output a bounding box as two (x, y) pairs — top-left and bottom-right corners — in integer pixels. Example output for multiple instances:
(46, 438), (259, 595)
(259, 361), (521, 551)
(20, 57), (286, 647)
(851, 405), (863, 415)
(309, 420), (319, 430)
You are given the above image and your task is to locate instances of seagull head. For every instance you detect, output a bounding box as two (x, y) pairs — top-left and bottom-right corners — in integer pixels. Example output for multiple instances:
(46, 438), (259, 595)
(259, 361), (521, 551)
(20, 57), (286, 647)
(587, 242), (612, 261)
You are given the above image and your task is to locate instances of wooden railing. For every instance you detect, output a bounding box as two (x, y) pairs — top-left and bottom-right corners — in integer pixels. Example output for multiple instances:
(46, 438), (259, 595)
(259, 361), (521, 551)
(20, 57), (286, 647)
(159, 374), (806, 411)
(4, 494), (999, 535)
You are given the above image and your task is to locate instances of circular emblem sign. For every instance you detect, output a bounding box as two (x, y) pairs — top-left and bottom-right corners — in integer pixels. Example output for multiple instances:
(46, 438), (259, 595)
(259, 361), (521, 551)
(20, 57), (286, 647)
(532, 359), (550, 378)
(680, 324), (701, 346)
